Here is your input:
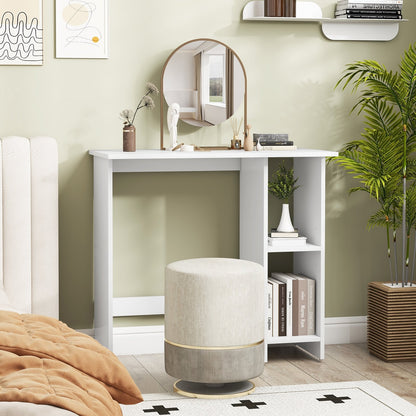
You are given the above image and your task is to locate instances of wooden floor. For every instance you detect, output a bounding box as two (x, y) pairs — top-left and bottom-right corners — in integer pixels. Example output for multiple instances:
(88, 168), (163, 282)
(118, 343), (416, 406)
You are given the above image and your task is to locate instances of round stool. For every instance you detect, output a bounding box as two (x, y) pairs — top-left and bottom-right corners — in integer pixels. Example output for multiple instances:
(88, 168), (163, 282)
(164, 258), (264, 398)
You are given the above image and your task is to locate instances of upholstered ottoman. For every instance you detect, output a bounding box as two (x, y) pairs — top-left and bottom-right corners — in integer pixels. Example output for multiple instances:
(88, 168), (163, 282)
(164, 258), (264, 398)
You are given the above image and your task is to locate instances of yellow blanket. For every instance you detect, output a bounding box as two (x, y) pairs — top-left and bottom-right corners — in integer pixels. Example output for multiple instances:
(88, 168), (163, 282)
(0, 311), (143, 415)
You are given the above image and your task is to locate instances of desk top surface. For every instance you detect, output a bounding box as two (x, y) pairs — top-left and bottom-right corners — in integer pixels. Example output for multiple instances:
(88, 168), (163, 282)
(89, 149), (338, 160)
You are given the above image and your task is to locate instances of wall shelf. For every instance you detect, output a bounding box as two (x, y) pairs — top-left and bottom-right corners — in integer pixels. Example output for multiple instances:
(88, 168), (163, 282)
(242, 0), (407, 41)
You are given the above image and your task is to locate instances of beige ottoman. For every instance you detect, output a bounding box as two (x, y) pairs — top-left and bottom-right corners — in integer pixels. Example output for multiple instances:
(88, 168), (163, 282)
(164, 258), (264, 398)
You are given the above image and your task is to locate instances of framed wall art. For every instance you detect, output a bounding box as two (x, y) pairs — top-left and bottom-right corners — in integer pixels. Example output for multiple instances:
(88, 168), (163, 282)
(55, 0), (108, 59)
(0, 0), (43, 65)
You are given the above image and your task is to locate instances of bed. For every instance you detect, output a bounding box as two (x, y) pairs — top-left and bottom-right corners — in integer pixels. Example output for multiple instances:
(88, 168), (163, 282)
(0, 137), (143, 416)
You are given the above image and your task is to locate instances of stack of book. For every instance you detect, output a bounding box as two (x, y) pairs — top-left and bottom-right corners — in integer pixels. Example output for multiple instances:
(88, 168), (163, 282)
(267, 272), (315, 337)
(253, 133), (297, 151)
(268, 228), (307, 249)
(335, 0), (403, 19)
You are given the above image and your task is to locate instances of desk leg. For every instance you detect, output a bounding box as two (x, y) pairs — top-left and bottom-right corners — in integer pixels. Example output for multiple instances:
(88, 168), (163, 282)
(240, 158), (267, 266)
(93, 157), (113, 349)
(240, 158), (268, 361)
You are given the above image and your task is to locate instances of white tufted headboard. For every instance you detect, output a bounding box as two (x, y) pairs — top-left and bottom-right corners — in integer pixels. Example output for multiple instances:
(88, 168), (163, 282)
(0, 136), (58, 319)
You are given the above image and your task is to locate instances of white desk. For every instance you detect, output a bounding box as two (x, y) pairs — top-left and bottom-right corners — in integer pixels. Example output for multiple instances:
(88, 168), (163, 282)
(89, 149), (337, 358)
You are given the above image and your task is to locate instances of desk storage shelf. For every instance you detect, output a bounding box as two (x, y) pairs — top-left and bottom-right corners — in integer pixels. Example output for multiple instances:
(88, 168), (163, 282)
(243, 1), (407, 41)
(90, 149), (337, 360)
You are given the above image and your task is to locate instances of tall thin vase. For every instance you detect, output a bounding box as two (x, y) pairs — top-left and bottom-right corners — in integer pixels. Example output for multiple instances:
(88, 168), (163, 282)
(277, 203), (295, 232)
(123, 124), (136, 152)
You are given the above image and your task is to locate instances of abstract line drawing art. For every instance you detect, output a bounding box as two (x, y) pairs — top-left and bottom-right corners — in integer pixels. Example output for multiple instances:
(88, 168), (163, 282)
(56, 0), (108, 59)
(0, 0), (43, 65)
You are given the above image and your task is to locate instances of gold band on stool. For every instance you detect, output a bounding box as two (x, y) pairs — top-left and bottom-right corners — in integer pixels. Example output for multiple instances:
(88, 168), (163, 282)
(165, 339), (264, 351)
(173, 380), (256, 399)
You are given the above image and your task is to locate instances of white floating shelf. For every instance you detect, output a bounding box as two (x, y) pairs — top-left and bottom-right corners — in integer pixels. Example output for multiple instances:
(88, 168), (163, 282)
(242, 0), (407, 41)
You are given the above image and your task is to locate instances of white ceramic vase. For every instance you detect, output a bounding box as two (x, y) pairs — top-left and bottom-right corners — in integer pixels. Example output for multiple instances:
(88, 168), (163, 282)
(277, 203), (295, 232)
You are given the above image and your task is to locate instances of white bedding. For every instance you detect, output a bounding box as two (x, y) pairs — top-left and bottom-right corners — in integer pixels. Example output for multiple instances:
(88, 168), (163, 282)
(0, 402), (78, 416)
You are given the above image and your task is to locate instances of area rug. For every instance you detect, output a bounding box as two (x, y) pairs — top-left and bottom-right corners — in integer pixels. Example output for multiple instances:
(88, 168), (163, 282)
(120, 381), (416, 415)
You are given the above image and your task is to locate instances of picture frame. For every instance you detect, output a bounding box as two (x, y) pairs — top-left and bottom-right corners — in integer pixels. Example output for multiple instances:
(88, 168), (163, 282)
(55, 0), (108, 59)
(0, 0), (43, 65)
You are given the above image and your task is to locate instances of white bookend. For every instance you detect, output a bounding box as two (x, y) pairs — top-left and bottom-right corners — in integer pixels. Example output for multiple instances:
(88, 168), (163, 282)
(266, 281), (273, 338)
(271, 273), (294, 337)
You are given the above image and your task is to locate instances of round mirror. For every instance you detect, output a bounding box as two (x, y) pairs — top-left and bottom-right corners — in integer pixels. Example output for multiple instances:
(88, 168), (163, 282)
(160, 38), (247, 149)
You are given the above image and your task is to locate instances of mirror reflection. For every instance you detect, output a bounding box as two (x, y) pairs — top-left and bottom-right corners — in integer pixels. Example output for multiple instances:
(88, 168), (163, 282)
(163, 40), (245, 127)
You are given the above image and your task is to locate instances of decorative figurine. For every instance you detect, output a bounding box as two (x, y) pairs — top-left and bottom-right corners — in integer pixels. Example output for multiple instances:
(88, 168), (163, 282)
(167, 103), (180, 151)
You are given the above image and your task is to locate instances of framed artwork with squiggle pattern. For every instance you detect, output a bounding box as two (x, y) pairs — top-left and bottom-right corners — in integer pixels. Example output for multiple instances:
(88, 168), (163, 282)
(55, 0), (108, 59)
(0, 0), (43, 65)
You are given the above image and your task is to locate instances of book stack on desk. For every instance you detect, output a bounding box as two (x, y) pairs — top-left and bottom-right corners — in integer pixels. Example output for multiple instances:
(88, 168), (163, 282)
(253, 134), (297, 151)
(335, 0), (403, 19)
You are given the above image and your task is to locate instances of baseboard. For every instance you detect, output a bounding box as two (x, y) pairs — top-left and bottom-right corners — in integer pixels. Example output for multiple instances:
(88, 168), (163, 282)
(113, 325), (165, 355)
(324, 316), (367, 345)
(80, 316), (367, 355)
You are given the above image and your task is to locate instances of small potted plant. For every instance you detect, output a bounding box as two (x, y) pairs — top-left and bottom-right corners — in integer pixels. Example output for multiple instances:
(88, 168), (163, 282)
(120, 82), (159, 152)
(268, 162), (299, 232)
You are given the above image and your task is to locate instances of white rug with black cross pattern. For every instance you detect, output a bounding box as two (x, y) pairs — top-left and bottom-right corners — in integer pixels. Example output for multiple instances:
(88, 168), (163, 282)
(120, 381), (416, 416)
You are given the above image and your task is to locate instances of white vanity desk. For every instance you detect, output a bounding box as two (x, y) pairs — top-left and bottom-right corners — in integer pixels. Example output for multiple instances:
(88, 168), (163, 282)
(90, 148), (337, 359)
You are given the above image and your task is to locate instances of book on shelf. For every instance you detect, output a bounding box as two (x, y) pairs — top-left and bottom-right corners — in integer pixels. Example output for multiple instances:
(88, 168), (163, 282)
(268, 236), (307, 247)
(256, 140), (295, 146)
(335, 10), (402, 19)
(336, 12), (402, 18)
(337, 0), (403, 5)
(253, 133), (289, 144)
(287, 273), (316, 336)
(267, 281), (273, 337)
(337, 3), (402, 9)
(261, 145), (298, 151)
(336, 7), (401, 13)
(268, 278), (286, 337)
(270, 273), (294, 337)
(270, 229), (299, 238)
(335, 3), (402, 11)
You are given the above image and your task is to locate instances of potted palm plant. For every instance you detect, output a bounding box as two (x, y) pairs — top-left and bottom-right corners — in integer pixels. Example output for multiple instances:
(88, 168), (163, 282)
(332, 43), (416, 361)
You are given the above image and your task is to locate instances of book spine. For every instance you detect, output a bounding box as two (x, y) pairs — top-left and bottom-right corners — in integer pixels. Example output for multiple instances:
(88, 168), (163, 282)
(264, 0), (285, 17)
(336, 14), (402, 18)
(298, 279), (308, 336)
(261, 145), (297, 151)
(267, 282), (273, 338)
(278, 283), (287, 336)
(292, 279), (299, 336)
(336, 8), (401, 14)
(255, 140), (294, 146)
(270, 273), (293, 336)
(268, 279), (279, 337)
(307, 278), (315, 335)
(337, 5), (402, 11)
(337, 0), (402, 4)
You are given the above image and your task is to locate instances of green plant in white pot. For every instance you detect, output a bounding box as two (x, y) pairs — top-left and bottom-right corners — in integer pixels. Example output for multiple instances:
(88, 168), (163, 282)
(268, 162), (299, 232)
(332, 43), (416, 287)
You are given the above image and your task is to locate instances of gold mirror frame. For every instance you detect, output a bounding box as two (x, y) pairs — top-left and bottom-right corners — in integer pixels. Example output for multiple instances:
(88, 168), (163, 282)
(160, 38), (247, 150)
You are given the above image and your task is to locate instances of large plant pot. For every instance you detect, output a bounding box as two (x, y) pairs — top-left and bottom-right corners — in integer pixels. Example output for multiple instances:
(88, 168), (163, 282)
(368, 282), (416, 361)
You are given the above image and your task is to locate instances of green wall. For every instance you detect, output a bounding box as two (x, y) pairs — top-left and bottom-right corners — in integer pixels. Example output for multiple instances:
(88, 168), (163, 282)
(1, 1), (415, 328)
